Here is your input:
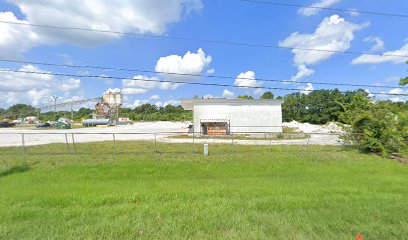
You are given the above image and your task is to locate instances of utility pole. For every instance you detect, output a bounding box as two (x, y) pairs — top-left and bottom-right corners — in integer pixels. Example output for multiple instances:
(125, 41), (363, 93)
(71, 102), (74, 123)
(52, 96), (59, 120)
(36, 108), (40, 122)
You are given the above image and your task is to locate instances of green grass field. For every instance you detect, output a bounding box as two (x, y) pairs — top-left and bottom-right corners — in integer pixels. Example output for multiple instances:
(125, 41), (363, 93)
(0, 142), (407, 239)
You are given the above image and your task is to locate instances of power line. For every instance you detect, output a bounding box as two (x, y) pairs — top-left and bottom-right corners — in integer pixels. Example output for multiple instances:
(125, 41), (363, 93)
(0, 58), (406, 90)
(239, 0), (408, 19)
(0, 68), (407, 97)
(1, 20), (408, 59)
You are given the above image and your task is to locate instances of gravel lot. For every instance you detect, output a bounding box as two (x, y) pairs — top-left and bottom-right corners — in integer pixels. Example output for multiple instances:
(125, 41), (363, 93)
(0, 121), (343, 147)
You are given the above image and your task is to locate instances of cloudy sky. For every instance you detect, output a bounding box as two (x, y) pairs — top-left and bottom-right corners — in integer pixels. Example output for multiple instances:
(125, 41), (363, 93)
(0, 0), (407, 108)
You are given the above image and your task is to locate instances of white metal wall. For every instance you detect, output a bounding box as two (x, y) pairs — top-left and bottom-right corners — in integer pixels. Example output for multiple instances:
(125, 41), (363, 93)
(193, 102), (283, 133)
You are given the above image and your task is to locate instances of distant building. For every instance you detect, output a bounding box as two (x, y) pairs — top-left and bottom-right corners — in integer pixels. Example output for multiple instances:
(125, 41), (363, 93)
(180, 98), (283, 135)
(23, 116), (39, 124)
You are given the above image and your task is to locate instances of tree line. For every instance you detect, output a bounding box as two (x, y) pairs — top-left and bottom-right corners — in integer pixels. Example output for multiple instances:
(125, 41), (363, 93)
(1, 84), (407, 156)
(0, 104), (192, 122)
(2, 89), (405, 126)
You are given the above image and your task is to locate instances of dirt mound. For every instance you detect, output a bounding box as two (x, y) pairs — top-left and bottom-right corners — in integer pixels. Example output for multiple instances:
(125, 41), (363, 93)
(283, 121), (344, 134)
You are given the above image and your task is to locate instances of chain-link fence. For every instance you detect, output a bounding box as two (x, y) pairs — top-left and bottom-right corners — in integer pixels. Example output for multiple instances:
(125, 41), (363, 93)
(0, 130), (345, 157)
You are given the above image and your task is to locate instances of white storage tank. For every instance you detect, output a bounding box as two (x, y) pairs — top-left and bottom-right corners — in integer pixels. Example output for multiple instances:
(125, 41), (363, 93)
(103, 91), (123, 107)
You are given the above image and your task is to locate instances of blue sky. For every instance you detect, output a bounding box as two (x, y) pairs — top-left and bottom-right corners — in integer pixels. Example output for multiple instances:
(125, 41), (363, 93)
(0, 0), (407, 109)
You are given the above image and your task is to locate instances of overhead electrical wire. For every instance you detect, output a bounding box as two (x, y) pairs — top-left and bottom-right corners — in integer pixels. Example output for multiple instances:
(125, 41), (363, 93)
(1, 20), (408, 59)
(0, 68), (407, 97)
(0, 58), (406, 90)
(239, 0), (408, 19)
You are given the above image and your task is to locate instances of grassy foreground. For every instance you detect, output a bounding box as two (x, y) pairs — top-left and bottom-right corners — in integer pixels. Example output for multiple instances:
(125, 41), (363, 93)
(0, 142), (407, 239)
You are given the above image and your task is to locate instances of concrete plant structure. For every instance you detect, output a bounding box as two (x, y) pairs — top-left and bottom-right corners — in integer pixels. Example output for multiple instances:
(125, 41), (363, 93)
(180, 98), (284, 135)
(93, 90), (123, 120)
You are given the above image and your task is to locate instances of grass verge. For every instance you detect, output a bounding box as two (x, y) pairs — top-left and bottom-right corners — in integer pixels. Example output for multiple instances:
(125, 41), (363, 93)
(0, 142), (407, 239)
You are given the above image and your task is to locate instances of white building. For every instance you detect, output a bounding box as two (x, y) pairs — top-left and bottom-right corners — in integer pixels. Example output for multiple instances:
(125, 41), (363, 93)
(180, 98), (284, 135)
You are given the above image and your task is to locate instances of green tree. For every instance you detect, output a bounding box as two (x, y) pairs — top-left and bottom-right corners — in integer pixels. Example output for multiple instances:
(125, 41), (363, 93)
(342, 101), (408, 156)
(282, 89), (356, 124)
(76, 108), (93, 120)
(401, 78), (408, 86)
(5, 104), (36, 119)
(338, 91), (371, 123)
(260, 91), (274, 99)
(134, 104), (157, 114)
(0, 108), (6, 120)
(237, 95), (254, 99)
(400, 61), (408, 86)
(401, 76), (408, 86)
(282, 93), (307, 122)
(163, 104), (183, 114)
(131, 104), (192, 122)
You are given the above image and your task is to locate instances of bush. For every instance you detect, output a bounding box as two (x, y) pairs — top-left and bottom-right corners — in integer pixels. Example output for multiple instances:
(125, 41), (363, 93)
(341, 101), (408, 156)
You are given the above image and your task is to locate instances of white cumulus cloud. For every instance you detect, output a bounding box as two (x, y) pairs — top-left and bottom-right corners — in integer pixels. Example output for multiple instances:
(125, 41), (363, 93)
(280, 15), (365, 66)
(149, 95), (160, 100)
(280, 15), (365, 83)
(155, 100), (180, 108)
(301, 83), (315, 95)
(122, 49), (212, 94)
(379, 88), (408, 102)
(352, 42), (408, 65)
(203, 94), (214, 99)
(121, 75), (161, 95)
(2, 0), (203, 55)
(59, 79), (81, 92)
(386, 76), (401, 83)
(0, 12), (41, 58)
(298, 0), (341, 17)
(156, 48), (212, 83)
(291, 64), (315, 82)
(222, 89), (235, 98)
(132, 99), (150, 107)
(234, 71), (261, 88)
(364, 36), (385, 52)
(364, 89), (374, 98)
(0, 65), (81, 107)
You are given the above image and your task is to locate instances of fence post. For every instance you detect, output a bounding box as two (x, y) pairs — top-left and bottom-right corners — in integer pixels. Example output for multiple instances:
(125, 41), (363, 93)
(231, 132), (234, 154)
(64, 133), (70, 155)
(193, 131), (196, 153)
(112, 133), (116, 159)
(306, 134), (311, 148)
(154, 133), (157, 152)
(270, 132), (272, 151)
(204, 143), (209, 157)
(21, 133), (26, 155)
(71, 133), (76, 155)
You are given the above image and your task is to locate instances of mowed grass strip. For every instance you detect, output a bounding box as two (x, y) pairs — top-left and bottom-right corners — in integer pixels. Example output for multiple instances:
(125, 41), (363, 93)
(0, 142), (407, 239)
